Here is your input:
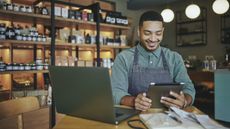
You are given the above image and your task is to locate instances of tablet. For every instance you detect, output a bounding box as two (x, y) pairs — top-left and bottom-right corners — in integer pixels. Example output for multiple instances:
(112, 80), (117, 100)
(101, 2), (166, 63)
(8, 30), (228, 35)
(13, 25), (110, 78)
(146, 82), (183, 108)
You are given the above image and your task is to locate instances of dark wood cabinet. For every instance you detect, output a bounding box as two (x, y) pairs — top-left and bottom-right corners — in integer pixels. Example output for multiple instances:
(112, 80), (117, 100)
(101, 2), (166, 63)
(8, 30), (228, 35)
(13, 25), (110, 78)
(221, 11), (230, 44)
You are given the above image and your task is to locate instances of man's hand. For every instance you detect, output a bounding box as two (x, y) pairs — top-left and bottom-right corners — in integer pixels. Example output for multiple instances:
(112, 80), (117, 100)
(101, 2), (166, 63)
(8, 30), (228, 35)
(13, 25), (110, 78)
(134, 93), (152, 111)
(160, 91), (188, 109)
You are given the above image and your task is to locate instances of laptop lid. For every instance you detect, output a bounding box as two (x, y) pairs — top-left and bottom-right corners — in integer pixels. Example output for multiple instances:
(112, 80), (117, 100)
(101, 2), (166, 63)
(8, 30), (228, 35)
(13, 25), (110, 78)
(49, 66), (137, 124)
(147, 83), (183, 108)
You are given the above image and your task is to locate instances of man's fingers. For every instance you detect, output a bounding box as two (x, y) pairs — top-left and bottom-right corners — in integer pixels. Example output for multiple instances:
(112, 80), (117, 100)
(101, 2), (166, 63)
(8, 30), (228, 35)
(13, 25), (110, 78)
(135, 96), (152, 107)
(160, 99), (180, 108)
(161, 96), (182, 108)
(135, 103), (149, 111)
(169, 91), (183, 101)
(134, 93), (152, 111)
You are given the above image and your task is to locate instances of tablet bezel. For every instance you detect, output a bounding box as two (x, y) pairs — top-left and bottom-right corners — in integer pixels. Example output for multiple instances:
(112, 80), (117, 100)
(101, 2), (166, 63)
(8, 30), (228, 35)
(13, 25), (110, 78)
(147, 83), (183, 108)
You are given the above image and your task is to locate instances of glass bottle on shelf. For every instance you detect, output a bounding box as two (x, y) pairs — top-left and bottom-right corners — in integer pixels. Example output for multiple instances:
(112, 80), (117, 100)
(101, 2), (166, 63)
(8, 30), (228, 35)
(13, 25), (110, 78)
(0, 57), (6, 72)
(85, 33), (91, 44)
(5, 24), (15, 39)
(223, 54), (229, 67)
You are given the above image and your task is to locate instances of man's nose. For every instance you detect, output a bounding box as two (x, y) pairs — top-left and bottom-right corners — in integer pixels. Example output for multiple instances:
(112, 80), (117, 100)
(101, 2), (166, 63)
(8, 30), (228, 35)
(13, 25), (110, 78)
(149, 34), (157, 41)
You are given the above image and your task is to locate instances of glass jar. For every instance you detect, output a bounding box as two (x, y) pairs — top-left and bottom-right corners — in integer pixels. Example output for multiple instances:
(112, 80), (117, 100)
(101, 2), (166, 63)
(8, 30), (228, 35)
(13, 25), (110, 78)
(36, 59), (42, 64)
(0, 31), (5, 40)
(12, 63), (19, 71)
(0, 23), (6, 32)
(15, 24), (21, 35)
(26, 6), (32, 13)
(32, 36), (37, 42)
(27, 35), (32, 41)
(13, 4), (19, 12)
(37, 35), (41, 42)
(0, 59), (6, 72)
(6, 63), (13, 71)
(3, 2), (7, 10)
(19, 64), (24, 71)
(5, 26), (15, 39)
(22, 34), (27, 41)
(31, 64), (36, 70)
(41, 7), (48, 15)
(19, 5), (26, 12)
(7, 3), (13, 11)
(24, 64), (31, 70)
(42, 35), (46, 42)
(16, 34), (22, 40)
(36, 64), (43, 70)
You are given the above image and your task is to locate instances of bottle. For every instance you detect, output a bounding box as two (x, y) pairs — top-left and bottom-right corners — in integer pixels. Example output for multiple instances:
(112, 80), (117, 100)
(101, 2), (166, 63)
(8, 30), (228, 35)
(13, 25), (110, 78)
(47, 85), (52, 106)
(5, 24), (15, 39)
(0, 57), (6, 72)
(223, 54), (229, 67)
(85, 33), (91, 44)
(210, 59), (217, 71)
(203, 58), (209, 71)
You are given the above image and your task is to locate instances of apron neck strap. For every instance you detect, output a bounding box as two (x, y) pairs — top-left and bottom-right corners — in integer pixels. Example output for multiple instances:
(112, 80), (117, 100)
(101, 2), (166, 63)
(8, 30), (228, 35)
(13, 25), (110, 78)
(134, 46), (169, 70)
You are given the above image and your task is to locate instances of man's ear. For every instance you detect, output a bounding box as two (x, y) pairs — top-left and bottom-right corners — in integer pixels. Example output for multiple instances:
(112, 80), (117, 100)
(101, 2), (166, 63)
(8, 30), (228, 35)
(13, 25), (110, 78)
(162, 27), (165, 33)
(137, 27), (140, 37)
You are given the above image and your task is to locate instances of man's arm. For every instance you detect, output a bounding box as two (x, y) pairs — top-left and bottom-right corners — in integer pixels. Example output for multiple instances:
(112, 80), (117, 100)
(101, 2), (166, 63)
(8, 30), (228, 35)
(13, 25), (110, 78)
(111, 54), (130, 105)
(173, 54), (196, 105)
(111, 53), (152, 111)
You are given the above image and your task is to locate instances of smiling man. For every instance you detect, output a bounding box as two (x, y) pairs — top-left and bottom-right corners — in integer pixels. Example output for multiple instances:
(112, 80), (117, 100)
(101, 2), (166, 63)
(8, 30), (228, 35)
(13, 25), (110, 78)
(111, 11), (195, 111)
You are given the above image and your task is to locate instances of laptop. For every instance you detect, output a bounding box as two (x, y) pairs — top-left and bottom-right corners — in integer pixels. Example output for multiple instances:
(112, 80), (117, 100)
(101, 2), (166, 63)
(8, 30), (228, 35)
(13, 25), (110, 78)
(147, 83), (183, 108)
(49, 66), (139, 125)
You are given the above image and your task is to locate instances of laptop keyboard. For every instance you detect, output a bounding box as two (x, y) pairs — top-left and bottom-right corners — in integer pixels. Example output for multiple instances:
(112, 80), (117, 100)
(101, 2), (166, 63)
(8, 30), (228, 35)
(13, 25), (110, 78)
(115, 112), (124, 117)
(114, 107), (137, 117)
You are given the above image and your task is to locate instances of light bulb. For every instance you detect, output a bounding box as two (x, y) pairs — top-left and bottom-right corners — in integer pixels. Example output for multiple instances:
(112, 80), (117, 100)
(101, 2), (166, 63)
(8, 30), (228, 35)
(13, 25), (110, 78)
(185, 4), (201, 19)
(161, 8), (174, 23)
(212, 0), (229, 14)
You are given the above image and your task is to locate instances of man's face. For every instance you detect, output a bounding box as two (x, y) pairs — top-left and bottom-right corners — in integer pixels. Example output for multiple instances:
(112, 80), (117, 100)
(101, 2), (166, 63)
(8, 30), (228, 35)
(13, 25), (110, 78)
(139, 21), (164, 52)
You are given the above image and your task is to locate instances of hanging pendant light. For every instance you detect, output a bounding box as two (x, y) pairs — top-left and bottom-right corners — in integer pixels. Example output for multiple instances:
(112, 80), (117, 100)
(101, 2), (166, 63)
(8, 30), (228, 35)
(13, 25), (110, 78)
(212, 0), (229, 14)
(161, 8), (175, 23)
(185, 4), (201, 19)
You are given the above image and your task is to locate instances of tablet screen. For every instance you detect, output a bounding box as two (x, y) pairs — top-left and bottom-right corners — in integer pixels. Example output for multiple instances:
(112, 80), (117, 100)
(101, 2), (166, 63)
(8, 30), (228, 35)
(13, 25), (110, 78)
(147, 83), (183, 108)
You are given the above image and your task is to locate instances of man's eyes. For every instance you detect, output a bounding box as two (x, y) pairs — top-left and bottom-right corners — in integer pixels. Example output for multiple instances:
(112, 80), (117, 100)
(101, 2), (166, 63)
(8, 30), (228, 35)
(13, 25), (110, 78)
(156, 32), (162, 36)
(144, 31), (151, 35)
(144, 31), (162, 36)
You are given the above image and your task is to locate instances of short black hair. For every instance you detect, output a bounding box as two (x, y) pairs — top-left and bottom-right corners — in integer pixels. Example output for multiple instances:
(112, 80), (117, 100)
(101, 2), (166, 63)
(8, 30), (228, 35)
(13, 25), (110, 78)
(139, 11), (163, 26)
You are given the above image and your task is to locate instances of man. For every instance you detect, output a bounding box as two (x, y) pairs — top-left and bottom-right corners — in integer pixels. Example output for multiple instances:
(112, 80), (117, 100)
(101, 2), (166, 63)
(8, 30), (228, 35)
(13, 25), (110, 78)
(111, 11), (195, 111)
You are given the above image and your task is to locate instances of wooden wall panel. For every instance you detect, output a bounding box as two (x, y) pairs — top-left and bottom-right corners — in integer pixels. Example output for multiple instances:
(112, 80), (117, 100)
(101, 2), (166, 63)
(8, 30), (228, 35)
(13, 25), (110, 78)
(13, 50), (34, 63)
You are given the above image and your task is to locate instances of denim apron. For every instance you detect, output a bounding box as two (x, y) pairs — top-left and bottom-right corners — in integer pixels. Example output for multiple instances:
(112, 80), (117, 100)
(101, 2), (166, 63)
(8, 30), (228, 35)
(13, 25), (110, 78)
(128, 47), (173, 96)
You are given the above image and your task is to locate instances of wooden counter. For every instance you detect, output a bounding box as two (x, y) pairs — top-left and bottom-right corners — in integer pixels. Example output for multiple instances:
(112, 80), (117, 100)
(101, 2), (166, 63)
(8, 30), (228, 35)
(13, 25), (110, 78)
(53, 106), (203, 129)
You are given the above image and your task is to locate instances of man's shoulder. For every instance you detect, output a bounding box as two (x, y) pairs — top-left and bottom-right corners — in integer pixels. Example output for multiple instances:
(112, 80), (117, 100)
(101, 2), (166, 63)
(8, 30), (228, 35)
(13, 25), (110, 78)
(117, 46), (135, 58)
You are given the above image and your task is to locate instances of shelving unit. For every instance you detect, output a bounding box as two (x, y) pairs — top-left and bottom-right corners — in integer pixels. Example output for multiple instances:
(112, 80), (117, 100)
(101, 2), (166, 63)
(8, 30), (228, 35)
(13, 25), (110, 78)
(0, 9), (130, 29)
(176, 8), (207, 47)
(0, 70), (48, 74)
(0, 0), (131, 127)
(221, 11), (230, 44)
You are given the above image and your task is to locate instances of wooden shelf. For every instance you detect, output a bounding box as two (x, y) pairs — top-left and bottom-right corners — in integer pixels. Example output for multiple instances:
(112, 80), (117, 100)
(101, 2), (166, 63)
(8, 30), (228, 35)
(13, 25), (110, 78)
(0, 39), (130, 49)
(177, 19), (205, 24)
(101, 45), (130, 49)
(176, 8), (207, 47)
(0, 39), (49, 45)
(0, 70), (49, 74)
(177, 31), (206, 35)
(0, 89), (10, 92)
(0, 9), (130, 30)
(177, 43), (206, 47)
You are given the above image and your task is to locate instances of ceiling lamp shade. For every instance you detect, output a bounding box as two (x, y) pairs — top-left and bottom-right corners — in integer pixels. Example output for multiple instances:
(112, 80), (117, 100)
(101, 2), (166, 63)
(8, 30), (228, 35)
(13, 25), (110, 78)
(161, 8), (175, 23)
(185, 4), (201, 19)
(212, 0), (229, 14)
